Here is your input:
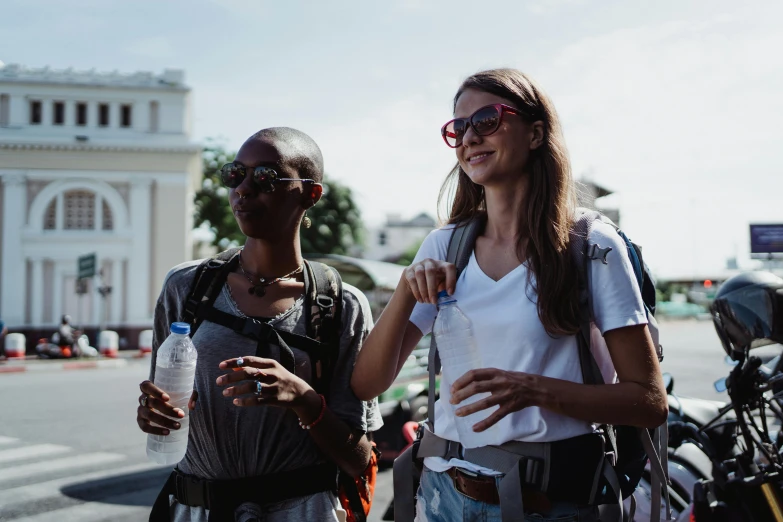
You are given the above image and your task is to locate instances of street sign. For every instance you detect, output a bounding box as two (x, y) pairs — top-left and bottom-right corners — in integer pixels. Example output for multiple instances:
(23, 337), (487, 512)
(77, 253), (97, 279)
(750, 224), (783, 254)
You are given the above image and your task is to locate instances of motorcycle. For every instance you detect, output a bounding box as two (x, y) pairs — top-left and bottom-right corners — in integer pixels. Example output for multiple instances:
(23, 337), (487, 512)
(627, 351), (783, 521)
(36, 331), (98, 359)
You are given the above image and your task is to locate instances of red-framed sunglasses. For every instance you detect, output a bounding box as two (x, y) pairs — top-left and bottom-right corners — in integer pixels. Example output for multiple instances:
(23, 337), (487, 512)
(441, 103), (527, 148)
(220, 163), (318, 192)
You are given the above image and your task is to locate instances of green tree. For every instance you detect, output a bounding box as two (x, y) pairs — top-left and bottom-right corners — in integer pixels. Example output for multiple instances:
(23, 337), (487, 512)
(194, 141), (363, 254)
(194, 141), (242, 249)
(301, 177), (364, 255)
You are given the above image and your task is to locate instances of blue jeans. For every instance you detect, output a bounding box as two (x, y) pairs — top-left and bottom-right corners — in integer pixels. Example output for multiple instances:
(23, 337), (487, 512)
(415, 468), (599, 522)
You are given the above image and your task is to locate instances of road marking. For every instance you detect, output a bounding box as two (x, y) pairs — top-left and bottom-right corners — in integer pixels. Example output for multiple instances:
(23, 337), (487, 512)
(0, 452), (126, 483)
(0, 435), (20, 445)
(12, 487), (162, 522)
(0, 462), (167, 513)
(0, 443), (71, 464)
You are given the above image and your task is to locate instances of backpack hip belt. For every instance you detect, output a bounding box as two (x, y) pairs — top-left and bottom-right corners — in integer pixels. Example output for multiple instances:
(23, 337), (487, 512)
(149, 463), (338, 522)
(394, 424), (618, 522)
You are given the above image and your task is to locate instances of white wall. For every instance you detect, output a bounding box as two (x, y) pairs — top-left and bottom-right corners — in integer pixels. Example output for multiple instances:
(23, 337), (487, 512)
(0, 82), (191, 146)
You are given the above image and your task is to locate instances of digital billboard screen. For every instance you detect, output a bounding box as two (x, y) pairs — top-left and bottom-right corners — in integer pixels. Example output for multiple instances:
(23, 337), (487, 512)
(750, 224), (783, 254)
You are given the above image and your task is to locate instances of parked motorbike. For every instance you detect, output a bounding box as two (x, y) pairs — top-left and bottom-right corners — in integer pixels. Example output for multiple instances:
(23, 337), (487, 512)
(631, 271), (783, 521)
(36, 331), (98, 359)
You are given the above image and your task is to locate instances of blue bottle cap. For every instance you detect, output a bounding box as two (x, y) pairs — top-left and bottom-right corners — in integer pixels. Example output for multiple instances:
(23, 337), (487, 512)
(437, 290), (450, 299)
(170, 322), (191, 335)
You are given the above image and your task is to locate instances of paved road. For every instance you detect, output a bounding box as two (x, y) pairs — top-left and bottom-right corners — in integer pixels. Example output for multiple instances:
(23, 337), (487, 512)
(0, 319), (763, 521)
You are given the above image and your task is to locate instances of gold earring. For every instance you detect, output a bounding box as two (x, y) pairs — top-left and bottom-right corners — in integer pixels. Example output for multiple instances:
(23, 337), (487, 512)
(303, 214), (312, 229)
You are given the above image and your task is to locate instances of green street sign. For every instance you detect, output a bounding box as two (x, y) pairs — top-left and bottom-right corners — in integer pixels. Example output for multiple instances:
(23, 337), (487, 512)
(78, 253), (97, 280)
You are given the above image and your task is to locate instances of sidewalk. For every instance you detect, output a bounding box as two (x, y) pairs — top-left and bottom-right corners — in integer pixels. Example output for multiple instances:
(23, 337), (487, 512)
(0, 351), (149, 375)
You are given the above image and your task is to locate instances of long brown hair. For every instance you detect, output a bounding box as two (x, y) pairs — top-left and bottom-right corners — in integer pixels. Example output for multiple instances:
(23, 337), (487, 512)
(438, 68), (580, 336)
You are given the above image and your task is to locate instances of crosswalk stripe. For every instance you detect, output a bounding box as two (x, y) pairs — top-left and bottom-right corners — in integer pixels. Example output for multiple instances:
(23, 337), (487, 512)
(0, 452), (126, 483)
(0, 435), (20, 445)
(11, 487), (162, 522)
(0, 443), (71, 464)
(0, 461), (167, 509)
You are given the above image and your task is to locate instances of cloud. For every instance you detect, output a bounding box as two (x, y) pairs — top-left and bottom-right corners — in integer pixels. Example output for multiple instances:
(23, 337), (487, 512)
(535, 8), (783, 277)
(125, 36), (176, 59)
(526, 0), (586, 14)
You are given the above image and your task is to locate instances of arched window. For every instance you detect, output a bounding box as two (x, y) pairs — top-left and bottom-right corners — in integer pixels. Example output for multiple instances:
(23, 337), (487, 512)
(41, 189), (114, 231)
(64, 190), (95, 230)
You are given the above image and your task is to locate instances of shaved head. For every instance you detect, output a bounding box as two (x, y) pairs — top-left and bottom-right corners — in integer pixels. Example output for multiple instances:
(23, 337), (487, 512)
(246, 127), (324, 183)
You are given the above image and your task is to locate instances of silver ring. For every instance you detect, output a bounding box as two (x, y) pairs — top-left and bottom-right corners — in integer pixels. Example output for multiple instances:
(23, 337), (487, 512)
(236, 357), (244, 367)
(140, 395), (148, 408)
(254, 381), (263, 396)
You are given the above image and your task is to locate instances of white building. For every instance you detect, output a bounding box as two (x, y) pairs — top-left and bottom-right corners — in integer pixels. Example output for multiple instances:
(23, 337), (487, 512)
(363, 212), (437, 262)
(0, 64), (201, 348)
(577, 179), (620, 226)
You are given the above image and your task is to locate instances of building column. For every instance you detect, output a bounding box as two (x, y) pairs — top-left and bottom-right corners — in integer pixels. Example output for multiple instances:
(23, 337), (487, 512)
(111, 258), (123, 325)
(0, 172), (27, 326)
(128, 178), (152, 323)
(52, 262), (63, 326)
(92, 265), (103, 328)
(31, 258), (44, 326)
(95, 193), (103, 231)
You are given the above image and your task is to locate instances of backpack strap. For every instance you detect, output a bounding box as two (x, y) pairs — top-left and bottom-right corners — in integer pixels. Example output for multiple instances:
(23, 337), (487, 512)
(569, 210), (606, 388)
(183, 248), (242, 336)
(302, 260), (343, 399)
(569, 209), (671, 522)
(427, 216), (486, 433)
(302, 261), (372, 522)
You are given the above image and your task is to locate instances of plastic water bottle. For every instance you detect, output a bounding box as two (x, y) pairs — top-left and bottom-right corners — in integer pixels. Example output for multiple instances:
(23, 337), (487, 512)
(433, 290), (492, 448)
(146, 322), (198, 465)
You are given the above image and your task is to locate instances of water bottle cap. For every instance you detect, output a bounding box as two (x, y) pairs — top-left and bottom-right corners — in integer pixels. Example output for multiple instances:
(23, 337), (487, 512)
(437, 290), (449, 299)
(170, 322), (191, 335)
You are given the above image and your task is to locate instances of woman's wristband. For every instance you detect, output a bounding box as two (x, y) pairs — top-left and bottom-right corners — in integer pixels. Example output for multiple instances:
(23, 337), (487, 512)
(298, 394), (326, 430)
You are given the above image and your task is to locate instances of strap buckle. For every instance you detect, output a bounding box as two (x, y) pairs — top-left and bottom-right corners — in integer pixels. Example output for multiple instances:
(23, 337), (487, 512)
(605, 451), (617, 467)
(520, 457), (544, 487)
(184, 298), (200, 320)
(315, 295), (334, 311)
(174, 472), (212, 509)
(241, 318), (265, 340)
(443, 439), (464, 461)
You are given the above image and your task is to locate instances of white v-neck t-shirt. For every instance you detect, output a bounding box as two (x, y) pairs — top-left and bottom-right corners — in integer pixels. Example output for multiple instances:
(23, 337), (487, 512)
(409, 221), (648, 475)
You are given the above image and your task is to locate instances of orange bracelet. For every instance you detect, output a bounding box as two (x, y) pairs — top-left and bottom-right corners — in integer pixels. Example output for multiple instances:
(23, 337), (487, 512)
(298, 394), (326, 430)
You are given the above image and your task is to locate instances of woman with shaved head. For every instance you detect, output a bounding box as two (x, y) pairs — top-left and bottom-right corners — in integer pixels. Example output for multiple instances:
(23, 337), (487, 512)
(137, 128), (381, 521)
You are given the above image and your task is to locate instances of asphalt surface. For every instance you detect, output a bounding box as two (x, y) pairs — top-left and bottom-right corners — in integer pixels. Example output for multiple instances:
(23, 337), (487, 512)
(0, 319), (761, 521)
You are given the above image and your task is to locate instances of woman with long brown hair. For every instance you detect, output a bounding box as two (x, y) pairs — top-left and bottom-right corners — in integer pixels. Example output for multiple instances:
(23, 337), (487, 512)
(352, 69), (667, 521)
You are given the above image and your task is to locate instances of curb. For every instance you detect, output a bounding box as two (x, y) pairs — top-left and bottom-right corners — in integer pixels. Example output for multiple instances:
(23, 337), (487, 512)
(0, 358), (135, 375)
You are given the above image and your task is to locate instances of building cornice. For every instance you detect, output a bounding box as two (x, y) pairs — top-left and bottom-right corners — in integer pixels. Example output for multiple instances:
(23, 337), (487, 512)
(0, 141), (201, 154)
(0, 64), (189, 92)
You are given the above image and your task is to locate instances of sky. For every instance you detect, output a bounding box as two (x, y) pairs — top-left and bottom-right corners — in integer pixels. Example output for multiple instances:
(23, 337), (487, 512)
(1, 0), (781, 280)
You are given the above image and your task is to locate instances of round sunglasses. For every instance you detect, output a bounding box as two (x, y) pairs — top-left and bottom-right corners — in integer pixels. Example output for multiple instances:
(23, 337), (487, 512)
(441, 103), (528, 148)
(220, 163), (318, 192)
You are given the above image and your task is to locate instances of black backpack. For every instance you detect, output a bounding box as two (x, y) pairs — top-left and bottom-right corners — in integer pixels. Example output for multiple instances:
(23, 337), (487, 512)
(445, 209), (670, 521)
(180, 248), (373, 521)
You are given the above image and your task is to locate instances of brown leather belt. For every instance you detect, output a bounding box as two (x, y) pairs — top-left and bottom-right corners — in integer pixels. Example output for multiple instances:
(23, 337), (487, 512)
(446, 467), (500, 504)
(445, 468), (553, 513)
